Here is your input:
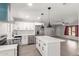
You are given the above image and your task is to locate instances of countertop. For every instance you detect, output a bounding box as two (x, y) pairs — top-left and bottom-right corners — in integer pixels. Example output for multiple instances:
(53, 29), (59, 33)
(14, 34), (35, 36)
(0, 44), (18, 51)
(36, 36), (65, 43)
(52, 36), (79, 41)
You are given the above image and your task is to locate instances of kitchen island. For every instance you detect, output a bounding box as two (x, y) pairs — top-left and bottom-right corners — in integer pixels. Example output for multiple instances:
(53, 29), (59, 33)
(0, 44), (17, 56)
(36, 36), (65, 56)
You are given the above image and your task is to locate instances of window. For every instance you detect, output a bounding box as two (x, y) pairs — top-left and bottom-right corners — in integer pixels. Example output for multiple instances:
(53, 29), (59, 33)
(72, 27), (76, 36)
(68, 26), (76, 36)
(64, 25), (79, 37)
(68, 27), (72, 35)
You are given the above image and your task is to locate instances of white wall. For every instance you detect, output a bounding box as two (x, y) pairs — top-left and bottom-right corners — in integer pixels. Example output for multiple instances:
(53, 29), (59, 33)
(0, 22), (8, 35)
(0, 22), (13, 39)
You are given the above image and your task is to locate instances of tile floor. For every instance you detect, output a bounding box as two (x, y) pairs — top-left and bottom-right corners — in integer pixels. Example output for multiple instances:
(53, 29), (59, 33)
(19, 44), (41, 56)
(19, 40), (78, 56)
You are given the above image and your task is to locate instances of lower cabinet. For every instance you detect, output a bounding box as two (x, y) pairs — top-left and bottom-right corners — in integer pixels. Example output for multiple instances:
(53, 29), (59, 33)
(21, 35), (36, 45)
(0, 49), (17, 56)
(21, 36), (28, 45)
(14, 35), (36, 45)
(36, 37), (60, 56)
(0, 44), (17, 56)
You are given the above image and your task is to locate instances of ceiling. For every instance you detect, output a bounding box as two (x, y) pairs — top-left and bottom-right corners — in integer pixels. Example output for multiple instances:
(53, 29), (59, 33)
(10, 3), (79, 25)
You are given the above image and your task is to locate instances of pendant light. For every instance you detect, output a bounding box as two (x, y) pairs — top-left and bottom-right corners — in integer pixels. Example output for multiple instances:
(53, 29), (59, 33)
(41, 25), (44, 28)
(41, 13), (44, 28)
(47, 6), (52, 28)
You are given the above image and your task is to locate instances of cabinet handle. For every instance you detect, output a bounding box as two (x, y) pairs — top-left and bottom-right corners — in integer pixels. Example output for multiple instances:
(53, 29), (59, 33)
(42, 47), (44, 51)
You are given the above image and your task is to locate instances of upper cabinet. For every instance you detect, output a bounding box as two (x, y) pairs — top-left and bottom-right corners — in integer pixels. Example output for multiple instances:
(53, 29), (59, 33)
(0, 3), (8, 22)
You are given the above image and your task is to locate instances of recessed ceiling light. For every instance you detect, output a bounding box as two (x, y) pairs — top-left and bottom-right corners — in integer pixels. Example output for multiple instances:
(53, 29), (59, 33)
(62, 3), (67, 5)
(37, 17), (41, 19)
(27, 3), (32, 6)
(25, 16), (30, 18)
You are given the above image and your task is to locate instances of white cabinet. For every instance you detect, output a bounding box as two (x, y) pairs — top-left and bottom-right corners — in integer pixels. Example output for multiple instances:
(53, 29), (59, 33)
(14, 35), (35, 45)
(0, 44), (17, 56)
(21, 35), (28, 45)
(36, 36), (65, 56)
(0, 49), (16, 56)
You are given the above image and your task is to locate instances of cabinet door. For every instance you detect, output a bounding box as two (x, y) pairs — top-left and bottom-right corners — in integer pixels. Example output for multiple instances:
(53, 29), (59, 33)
(0, 49), (15, 56)
(22, 36), (28, 45)
(36, 38), (39, 48)
(41, 42), (47, 56)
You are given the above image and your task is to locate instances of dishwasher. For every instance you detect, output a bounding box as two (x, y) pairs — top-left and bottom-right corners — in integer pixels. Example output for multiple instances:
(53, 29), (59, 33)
(28, 35), (36, 45)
